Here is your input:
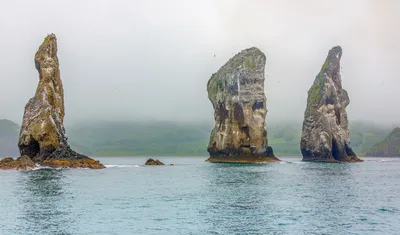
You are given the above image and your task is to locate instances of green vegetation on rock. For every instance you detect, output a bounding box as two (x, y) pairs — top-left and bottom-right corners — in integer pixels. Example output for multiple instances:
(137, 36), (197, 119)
(38, 34), (56, 51)
(306, 63), (326, 110)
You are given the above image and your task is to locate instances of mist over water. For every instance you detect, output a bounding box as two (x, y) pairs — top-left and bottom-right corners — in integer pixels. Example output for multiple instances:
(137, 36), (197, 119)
(1, 3), (399, 235)
(0, 1), (399, 127)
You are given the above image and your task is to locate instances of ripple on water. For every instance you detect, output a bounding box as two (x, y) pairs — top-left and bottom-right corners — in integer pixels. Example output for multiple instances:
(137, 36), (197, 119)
(0, 156), (399, 234)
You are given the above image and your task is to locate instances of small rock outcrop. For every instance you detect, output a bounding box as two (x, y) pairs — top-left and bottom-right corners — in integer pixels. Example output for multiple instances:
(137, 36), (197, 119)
(206, 47), (279, 163)
(0, 156), (35, 171)
(300, 46), (362, 162)
(366, 127), (400, 157)
(145, 158), (165, 165)
(17, 34), (104, 169)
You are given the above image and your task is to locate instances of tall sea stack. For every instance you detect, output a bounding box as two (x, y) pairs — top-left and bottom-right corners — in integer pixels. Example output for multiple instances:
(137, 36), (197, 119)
(206, 47), (279, 163)
(300, 46), (362, 162)
(18, 34), (104, 169)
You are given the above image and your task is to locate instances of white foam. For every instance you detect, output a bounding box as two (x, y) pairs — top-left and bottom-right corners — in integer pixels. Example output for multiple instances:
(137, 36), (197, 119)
(105, 164), (140, 168)
(31, 166), (60, 171)
(290, 161), (307, 164)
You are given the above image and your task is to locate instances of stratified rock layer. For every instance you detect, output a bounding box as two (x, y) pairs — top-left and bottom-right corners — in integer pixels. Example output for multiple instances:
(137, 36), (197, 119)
(206, 47), (278, 163)
(366, 127), (400, 157)
(17, 34), (104, 169)
(300, 46), (362, 162)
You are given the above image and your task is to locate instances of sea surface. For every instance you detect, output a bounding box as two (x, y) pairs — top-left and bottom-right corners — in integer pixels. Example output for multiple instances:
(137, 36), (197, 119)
(0, 156), (400, 235)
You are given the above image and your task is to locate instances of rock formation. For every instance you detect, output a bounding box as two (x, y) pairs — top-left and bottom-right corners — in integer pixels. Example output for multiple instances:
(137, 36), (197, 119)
(0, 156), (35, 171)
(145, 158), (165, 165)
(206, 47), (278, 163)
(17, 34), (104, 169)
(366, 127), (400, 157)
(300, 46), (362, 162)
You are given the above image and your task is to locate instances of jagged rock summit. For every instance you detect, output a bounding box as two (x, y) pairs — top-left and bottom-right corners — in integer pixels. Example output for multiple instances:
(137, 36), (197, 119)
(206, 47), (279, 163)
(366, 127), (400, 157)
(300, 46), (362, 162)
(17, 34), (104, 169)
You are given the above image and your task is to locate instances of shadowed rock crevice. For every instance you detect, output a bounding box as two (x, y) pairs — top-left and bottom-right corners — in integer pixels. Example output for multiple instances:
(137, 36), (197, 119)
(16, 34), (104, 169)
(19, 138), (40, 157)
(331, 138), (341, 161)
(300, 46), (362, 163)
(206, 47), (279, 163)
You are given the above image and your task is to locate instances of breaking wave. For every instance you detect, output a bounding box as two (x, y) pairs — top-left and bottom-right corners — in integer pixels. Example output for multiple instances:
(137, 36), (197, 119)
(105, 164), (140, 168)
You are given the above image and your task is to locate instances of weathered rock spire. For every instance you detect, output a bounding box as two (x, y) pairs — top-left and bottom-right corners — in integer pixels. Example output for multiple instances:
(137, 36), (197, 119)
(17, 34), (104, 168)
(206, 47), (279, 163)
(300, 46), (362, 162)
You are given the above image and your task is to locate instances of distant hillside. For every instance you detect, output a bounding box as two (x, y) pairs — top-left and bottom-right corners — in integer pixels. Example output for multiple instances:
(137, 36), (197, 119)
(365, 127), (400, 157)
(267, 123), (302, 156)
(0, 119), (20, 157)
(349, 121), (393, 156)
(67, 121), (212, 156)
(66, 120), (394, 157)
(264, 121), (392, 156)
(0, 118), (394, 157)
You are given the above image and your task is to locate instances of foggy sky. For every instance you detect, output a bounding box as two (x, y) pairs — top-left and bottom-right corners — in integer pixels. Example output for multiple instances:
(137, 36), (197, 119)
(0, 0), (399, 126)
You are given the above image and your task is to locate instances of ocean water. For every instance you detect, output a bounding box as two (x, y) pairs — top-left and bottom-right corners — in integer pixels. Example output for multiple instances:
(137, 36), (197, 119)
(0, 156), (400, 235)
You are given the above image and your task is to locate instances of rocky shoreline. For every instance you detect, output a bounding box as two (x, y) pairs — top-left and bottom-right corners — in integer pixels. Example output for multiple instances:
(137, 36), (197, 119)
(0, 156), (36, 171)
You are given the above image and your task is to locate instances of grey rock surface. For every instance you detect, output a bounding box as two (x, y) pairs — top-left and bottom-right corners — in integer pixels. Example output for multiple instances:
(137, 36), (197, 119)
(206, 47), (278, 163)
(300, 46), (361, 162)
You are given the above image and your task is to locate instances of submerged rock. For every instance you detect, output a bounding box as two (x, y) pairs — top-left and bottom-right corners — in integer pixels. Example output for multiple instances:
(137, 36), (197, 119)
(206, 47), (279, 163)
(41, 158), (105, 169)
(145, 158), (165, 165)
(17, 34), (104, 169)
(0, 156), (35, 171)
(300, 46), (362, 162)
(366, 127), (400, 157)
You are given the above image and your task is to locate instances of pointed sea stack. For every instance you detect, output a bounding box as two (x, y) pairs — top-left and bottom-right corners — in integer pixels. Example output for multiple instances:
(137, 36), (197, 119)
(300, 46), (362, 162)
(17, 34), (104, 169)
(206, 47), (279, 163)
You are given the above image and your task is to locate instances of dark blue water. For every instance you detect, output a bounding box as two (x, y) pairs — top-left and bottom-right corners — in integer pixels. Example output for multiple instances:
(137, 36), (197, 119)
(0, 156), (400, 235)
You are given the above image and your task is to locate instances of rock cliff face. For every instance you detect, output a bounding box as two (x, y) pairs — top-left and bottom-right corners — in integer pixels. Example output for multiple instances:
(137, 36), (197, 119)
(366, 127), (400, 157)
(206, 47), (278, 163)
(300, 46), (362, 162)
(17, 34), (104, 169)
